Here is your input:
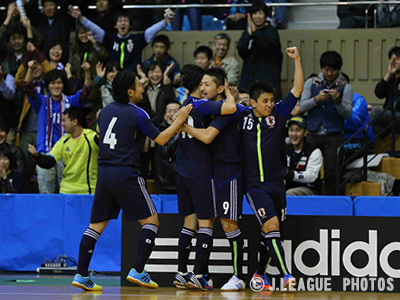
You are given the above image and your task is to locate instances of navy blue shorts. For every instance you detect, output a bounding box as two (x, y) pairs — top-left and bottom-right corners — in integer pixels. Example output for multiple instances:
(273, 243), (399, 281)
(214, 163), (244, 221)
(177, 174), (216, 220)
(245, 178), (287, 225)
(90, 165), (157, 223)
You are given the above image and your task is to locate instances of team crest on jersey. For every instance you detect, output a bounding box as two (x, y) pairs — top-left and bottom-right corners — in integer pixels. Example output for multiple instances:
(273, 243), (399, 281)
(265, 115), (275, 126)
(127, 39), (134, 52)
(258, 207), (266, 217)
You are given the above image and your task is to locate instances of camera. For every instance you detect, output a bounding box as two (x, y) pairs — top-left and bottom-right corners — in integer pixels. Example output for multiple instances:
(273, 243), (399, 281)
(164, 8), (174, 19)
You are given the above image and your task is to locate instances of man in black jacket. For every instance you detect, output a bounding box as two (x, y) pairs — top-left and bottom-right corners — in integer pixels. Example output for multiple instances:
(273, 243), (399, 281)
(285, 117), (323, 195)
(370, 46), (400, 136)
(237, 1), (282, 100)
(0, 120), (26, 178)
(153, 101), (180, 193)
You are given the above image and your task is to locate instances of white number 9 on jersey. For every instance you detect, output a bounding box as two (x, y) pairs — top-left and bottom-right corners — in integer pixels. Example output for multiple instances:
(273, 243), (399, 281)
(103, 117), (118, 149)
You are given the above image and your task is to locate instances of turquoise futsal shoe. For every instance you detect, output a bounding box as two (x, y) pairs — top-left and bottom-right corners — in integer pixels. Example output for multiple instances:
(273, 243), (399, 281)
(72, 274), (103, 291)
(126, 268), (159, 289)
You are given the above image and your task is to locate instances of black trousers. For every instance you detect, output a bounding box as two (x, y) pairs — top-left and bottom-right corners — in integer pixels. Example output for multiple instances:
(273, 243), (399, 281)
(307, 132), (344, 195)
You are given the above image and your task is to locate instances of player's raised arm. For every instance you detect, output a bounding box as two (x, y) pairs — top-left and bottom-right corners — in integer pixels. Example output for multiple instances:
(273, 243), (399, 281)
(287, 46), (304, 98)
(220, 79), (237, 115)
(154, 105), (192, 145)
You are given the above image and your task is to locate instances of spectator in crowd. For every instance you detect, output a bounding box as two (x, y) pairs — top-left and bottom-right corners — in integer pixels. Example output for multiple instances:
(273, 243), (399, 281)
(339, 74), (394, 196)
(0, 146), (23, 193)
(0, 120), (26, 176)
(28, 107), (99, 194)
(211, 33), (240, 86)
(238, 88), (250, 106)
(237, 1), (282, 100)
(153, 101), (180, 193)
(23, 62), (92, 194)
(226, 0), (248, 30)
(99, 61), (121, 108)
(143, 61), (177, 126)
(285, 117), (322, 196)
(46, 39), (67, 70)
(370, 46), (400, 137)
(337, 0), (375, 28)
(139, 62), (177, 180)
(270, 0), (291, 29)
(300, 51), (353, 195)
(142, 34), (181, 85)
(14, 42), (52, 179)
(0, 66), (17, 133)
(69, 24), (108, 82)
(30, 0), (72, 60)
(194, 45), (213, 71)
(171, 0), (202, 31)
(78, 0), (124, 33)
(68, 6), (174, 72)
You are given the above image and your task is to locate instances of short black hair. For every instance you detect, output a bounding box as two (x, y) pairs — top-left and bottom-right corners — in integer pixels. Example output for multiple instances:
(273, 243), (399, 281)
(113, 11), (131, 26)
(151, 34), (170, 50)
(104, 60), (121, 78)
(43, 0), (58, 5)
(181, 64), (205, 94)
(46, 39), (67, 65)
(194, 46), (213, 60)
(63, 107), (86, 128)
(248, 1), (271, 18)
(389, 46), (400, 59)
(250, 80), (276, 101)
(320, 51), (343, 70)
(164, 101), (181, 115)
(0, 146), (13, 171)
(43, 70), (67, 90)
(112, 70), (138, 103)
(205, 67), (226, 88)
(146, 61), (164, 76)
(239, 88), (250, 95)
(7, 22), (27, 43)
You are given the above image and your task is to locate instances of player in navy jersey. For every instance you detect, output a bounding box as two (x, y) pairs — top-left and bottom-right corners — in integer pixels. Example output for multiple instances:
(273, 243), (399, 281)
(172, 64), (237, 291)
(72, 70), (192, 292)
(182, 67), (247, 291)
(240, 47), (304, 290)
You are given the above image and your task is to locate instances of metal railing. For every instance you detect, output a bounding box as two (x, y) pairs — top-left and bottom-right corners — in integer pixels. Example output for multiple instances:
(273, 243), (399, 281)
(336, 98), (400, 195)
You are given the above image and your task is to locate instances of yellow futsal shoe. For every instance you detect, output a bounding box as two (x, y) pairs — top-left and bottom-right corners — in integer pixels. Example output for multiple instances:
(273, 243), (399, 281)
(72, 274), (103, 291)
(126, 268), (159, 289)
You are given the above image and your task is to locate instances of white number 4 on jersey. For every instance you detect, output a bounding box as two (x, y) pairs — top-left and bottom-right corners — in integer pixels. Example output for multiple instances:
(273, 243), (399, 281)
(103, 117), (118, 149)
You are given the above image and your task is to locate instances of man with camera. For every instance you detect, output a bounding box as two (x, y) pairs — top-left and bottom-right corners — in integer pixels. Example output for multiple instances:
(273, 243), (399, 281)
(299, 51), (353, 195)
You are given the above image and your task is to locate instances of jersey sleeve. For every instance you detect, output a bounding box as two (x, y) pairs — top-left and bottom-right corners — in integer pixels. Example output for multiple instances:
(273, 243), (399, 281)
(193, 99), (223, 116)
(274, 92), (299, 118)
(48, 137), (64, 162)
(210, 104), (246, 131)
(137, 109), (161, 140)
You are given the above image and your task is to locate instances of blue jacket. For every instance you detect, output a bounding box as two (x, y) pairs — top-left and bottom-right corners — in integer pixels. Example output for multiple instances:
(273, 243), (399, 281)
(344, 93), (375, 142)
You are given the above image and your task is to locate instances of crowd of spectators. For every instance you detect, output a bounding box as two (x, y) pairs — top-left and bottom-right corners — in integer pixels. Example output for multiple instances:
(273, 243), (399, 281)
(0, 0), (398, 196)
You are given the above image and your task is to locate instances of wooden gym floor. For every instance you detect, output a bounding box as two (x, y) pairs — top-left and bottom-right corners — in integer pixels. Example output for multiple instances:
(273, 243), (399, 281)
(0, 274), (397, 300)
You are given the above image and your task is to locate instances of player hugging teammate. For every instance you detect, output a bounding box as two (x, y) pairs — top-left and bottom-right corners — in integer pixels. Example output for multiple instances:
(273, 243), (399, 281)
(71, 47), (304, 292)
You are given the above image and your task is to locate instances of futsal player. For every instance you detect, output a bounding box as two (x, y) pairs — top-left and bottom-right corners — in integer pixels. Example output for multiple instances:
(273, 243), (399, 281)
(182, 67), (248, 291)
(71, 70), (192, 291)
(172, 64), (237, 291)
(241, 46), (304, 290)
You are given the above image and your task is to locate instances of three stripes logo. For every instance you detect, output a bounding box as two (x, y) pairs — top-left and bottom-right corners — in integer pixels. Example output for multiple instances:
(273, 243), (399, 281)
(146, 238), (249, 274)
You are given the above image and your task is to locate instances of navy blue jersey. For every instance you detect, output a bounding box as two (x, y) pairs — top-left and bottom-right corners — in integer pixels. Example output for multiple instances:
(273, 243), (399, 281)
(174, 96), (224, 178)
(104, 33), (147, 71)
(240, 92), (299, 182)
(98, 102), (160, 173)
(210, 103), (248, 164)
